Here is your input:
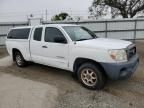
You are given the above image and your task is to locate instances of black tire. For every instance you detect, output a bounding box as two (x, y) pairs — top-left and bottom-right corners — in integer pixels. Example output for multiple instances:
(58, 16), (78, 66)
(77, 63), (106, 90)
(14, 51), (27, 67)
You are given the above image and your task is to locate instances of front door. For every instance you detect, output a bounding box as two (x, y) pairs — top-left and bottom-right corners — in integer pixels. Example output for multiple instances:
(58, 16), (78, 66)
(41, 27), (69, 69)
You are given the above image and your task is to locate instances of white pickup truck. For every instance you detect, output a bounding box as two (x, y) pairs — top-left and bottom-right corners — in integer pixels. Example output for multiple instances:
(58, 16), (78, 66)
(6, 24), (139, 90)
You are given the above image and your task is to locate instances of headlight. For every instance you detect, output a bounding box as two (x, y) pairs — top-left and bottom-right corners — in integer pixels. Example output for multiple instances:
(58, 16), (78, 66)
(108, 49), (127, 61)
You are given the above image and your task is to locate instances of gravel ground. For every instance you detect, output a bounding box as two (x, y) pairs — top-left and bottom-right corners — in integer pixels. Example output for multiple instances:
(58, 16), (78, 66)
(0, 47), (8, 58)
(0, 41), (144, 108)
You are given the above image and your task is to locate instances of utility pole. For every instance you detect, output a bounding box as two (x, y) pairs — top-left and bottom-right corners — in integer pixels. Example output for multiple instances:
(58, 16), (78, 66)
(41, 13), (44, 21)
(46, 9), (48, 21)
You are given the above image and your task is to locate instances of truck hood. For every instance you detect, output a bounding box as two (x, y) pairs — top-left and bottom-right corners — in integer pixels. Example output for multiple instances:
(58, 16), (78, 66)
(76, 38), (132, 49)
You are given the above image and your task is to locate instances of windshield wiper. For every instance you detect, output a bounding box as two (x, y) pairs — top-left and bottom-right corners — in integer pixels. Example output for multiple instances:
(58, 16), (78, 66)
(76, 38), (94, 41)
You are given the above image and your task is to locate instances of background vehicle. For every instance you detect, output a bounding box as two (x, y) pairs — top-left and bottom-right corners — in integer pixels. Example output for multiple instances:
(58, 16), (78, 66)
(6, 24), (139, 90)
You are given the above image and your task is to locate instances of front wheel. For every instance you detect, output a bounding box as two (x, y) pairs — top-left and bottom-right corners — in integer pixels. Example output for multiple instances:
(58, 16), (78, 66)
(77, 63), (106, 90)
(14, 51), (27, 67)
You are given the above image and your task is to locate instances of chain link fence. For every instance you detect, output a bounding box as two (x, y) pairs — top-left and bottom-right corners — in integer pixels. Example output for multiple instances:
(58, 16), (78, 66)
(43, 18), (144, 40)
(0, 18), (144, 46)
(0, 22), (29, 46)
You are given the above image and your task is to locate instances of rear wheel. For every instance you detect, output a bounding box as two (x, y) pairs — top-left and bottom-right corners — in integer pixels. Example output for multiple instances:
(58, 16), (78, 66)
(77, 63), (106, 90)
(14, 51), (27, 67)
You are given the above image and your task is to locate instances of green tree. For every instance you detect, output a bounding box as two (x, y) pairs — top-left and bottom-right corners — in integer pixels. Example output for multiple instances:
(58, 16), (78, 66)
(51, 12), (70, 21)
(89, 0), (144, 18)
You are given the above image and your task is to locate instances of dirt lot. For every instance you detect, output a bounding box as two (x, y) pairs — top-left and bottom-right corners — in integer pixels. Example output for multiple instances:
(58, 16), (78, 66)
(0, 41), (144, 108)
(0, 47), (8, 59)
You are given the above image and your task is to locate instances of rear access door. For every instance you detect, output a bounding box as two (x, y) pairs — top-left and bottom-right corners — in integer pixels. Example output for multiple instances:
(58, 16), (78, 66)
(30, 26), (44, 64)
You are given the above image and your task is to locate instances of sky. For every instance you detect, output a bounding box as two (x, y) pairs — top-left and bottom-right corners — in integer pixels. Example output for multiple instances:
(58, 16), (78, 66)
(0, 0), (93, 22)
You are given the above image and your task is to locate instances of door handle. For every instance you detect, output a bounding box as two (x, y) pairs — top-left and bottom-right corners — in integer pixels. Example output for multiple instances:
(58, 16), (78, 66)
(42, 46), (48, 48)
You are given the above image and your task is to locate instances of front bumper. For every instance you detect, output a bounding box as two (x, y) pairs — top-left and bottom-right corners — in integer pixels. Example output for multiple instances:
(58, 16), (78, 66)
(100, 54), (139, 80)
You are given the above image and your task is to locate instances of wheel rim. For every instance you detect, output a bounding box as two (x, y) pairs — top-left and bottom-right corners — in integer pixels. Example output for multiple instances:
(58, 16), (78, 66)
(81, 68), (97, 87)
(16, 55), (22, 66)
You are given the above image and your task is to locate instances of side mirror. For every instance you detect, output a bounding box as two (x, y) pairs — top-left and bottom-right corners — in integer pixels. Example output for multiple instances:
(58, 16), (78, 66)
(54, 36), (67, 44)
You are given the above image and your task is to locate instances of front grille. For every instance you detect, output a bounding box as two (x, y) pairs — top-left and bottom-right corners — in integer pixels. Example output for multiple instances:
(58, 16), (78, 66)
(127, 44), (136, 60)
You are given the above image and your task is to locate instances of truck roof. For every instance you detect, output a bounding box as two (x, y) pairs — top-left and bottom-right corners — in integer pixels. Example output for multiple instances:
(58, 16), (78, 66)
(10, 24), (79, 30)
(44, 24), (79, 27)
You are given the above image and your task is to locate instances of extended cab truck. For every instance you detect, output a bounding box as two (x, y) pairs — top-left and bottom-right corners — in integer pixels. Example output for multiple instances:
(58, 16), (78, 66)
(6, 24), (139, 90)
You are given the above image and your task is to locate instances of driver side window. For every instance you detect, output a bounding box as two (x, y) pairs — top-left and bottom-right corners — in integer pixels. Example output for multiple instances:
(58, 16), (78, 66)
(45, 27), (66, 43)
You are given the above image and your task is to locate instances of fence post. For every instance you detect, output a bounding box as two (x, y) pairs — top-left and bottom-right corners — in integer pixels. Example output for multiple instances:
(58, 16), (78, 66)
(134, 20), (137, 43)
(105, 20), (108, 38)
(13, 24), (15, 28)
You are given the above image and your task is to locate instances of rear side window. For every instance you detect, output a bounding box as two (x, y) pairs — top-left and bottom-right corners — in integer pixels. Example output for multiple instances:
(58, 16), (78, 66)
(33, 28), (43, 41)
(7, 28), (30, 39)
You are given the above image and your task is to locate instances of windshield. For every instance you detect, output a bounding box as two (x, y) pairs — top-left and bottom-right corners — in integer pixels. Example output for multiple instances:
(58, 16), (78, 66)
(62, 26), (97, 41)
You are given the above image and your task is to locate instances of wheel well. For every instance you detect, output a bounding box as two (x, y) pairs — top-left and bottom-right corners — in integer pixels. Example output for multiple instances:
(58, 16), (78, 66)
(12, 48), (20, 61)
(73, 58), (107, 77)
